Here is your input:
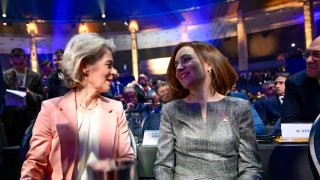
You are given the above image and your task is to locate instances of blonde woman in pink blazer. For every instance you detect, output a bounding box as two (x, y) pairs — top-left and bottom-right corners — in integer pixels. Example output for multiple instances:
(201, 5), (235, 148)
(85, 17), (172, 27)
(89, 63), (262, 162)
(21, 33), (134, 180)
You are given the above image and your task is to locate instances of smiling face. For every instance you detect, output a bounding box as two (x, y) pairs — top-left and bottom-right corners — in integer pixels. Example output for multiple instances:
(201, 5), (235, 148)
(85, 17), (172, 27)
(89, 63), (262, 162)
(174, 46), (209, 90)
(85, 49), (115, 93)
(306, 37), (320, 79)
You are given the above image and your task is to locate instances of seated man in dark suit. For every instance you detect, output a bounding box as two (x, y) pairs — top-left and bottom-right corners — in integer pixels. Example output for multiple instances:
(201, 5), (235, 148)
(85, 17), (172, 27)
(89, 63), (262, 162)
(123, 86), (151, 142)
(3, 48), (44, 146)
(281, 36), (320, 123)
(255, 73), (290, 125)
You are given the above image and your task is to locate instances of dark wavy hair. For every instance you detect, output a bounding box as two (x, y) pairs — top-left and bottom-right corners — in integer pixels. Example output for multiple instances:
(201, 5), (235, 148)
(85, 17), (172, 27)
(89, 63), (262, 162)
(165, 41), (238, 102)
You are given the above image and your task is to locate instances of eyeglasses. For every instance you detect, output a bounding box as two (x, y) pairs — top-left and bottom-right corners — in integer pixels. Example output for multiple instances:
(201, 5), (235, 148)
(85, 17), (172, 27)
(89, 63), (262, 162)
(303, 50), (320, 62)
(53, 57), (62, 62)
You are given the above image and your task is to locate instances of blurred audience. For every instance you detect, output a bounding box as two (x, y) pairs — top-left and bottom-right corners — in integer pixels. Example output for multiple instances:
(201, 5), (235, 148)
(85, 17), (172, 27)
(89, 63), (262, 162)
(228, 91), (267, 135)
(101, 69), (124, 101)
(154, 80), (168, 103)
(254, 72), (290, 125)
(122, 86), (150, 142)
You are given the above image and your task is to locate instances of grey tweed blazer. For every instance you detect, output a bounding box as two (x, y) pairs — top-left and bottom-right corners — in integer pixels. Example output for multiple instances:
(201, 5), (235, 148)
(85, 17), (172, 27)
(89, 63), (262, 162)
(154, 97), (263, 180)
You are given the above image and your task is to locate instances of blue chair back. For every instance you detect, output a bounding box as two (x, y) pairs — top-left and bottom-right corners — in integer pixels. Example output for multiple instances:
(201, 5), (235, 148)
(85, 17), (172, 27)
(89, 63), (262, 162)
(142, 111), (161, 134)
(309, 114), (320, 176)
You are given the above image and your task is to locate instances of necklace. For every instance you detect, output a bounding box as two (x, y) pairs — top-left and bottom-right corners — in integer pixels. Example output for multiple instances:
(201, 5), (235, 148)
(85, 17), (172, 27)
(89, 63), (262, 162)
(79, 102), (98, 110)
(75, 92), (98, 111)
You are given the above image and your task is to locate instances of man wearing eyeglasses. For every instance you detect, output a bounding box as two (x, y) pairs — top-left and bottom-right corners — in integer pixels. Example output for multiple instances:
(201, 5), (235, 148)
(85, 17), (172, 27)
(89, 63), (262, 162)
(281, 36), (320, 123)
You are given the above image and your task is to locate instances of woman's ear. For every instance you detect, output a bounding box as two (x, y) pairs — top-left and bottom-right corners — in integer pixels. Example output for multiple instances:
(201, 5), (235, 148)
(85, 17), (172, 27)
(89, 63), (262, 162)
(207, 65), (213, 73)
(80, 61), (89, 76)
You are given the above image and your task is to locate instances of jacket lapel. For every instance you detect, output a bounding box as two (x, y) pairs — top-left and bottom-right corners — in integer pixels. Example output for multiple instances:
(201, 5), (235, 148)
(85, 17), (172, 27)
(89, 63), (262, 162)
(55, 90), (78, 178)
(5, 69), (17, 89)
(98, 97), (117, 159)
(24, 69), (33, 89)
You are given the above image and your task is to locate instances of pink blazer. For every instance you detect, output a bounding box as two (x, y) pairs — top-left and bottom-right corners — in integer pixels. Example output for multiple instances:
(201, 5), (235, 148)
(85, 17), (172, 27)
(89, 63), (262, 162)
(21, 90), (135, 180)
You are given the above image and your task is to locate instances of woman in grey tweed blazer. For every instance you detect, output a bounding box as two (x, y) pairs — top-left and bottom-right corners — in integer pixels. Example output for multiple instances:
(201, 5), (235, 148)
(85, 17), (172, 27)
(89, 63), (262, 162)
(154, 41), (263, 180)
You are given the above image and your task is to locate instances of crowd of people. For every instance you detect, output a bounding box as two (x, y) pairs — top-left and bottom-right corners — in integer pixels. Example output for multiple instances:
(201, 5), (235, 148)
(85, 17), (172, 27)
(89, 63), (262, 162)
(0, 33), (319, 179)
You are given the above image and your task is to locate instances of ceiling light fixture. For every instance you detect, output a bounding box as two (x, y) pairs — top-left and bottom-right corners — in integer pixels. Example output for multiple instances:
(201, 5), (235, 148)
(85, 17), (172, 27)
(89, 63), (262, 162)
(2, 13), (6, 18)
(102, 14), (106, 18)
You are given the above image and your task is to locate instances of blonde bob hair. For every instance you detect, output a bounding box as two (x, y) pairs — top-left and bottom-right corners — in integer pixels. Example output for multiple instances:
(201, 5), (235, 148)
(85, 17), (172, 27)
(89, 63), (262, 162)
(165, 41), (238, 102)
(61, 33), (116, 88)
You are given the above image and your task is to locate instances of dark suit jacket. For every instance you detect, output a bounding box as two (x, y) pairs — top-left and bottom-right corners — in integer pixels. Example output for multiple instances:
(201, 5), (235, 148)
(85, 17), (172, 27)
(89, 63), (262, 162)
(3, 68), (44, 114)
(3, 68), (44, 145)
(111, 81), (124, 95)
(281, 71), (320, 123)
(47, 70), (70, 99)
(134, 84), (149, 103)
(254, 95), (281, 125)
(0, 62), (5, 116)
(103, 81), (124, 99)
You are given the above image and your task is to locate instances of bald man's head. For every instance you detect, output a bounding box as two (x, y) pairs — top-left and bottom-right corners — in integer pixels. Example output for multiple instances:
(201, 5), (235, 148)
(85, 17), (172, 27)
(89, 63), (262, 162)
(306, 36), (320, 79)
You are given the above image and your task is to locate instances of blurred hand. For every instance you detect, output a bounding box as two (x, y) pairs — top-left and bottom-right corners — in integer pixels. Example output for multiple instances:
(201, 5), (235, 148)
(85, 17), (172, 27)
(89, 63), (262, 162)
(126, 102), (135, 112)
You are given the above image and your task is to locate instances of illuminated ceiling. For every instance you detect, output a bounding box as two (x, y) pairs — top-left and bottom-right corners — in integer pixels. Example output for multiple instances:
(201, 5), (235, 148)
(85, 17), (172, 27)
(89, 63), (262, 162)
(0, 0), (319, 53)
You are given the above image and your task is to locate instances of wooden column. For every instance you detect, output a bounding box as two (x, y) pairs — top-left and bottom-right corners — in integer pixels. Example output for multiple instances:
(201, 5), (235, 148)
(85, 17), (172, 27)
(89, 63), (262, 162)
(303, 0), (315, 49)
(237, 10), (248, 71)
(129, 20), (139, 80)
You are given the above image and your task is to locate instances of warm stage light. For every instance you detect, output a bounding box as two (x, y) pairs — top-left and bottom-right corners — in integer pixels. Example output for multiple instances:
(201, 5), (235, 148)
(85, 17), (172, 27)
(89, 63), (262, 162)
(3, 22), (7, 26)
(103, 22), (106, 26)
(78, 23), (88, 34)
(129, 20), (139, 32)
(141, 57), (171, 75)
(26, 22), (38, 36)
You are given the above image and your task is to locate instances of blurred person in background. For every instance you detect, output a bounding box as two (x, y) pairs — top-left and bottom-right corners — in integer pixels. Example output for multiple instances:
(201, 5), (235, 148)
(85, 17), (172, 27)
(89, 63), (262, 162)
(3, 48), (44, 146)
(0, 61), (7, 148)
(228, 90), (267, 136)
(47, 49), (70, 99)
(40, 60), (54, 99)
(155, 80), (168, 103)
(134, 73), (151, 103)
